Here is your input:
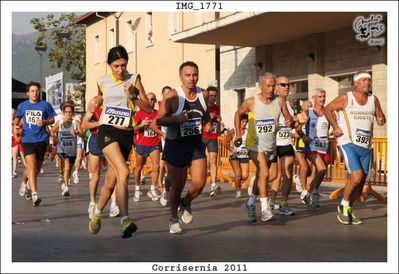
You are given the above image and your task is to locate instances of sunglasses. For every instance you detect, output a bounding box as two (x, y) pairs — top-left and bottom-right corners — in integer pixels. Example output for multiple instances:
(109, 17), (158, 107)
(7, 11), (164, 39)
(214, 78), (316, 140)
(149, 98), (157, 102)
(278, 83), (290, 87)
(209, 95), (217, 97)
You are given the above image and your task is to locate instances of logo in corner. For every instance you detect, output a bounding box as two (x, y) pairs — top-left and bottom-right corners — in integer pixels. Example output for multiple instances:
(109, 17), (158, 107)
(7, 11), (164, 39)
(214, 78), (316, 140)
(353, 14), (385, 47)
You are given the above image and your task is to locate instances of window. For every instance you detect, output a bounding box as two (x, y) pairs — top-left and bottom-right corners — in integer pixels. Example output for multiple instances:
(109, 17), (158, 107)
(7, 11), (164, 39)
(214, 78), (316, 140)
(145, 12), (153, 47)
(235, 88), (245, 108)
(126, 20), (135, 53)
(289, 80), (308, 100)
(94, 35), (100, 64)
(108, 28), (115, 50)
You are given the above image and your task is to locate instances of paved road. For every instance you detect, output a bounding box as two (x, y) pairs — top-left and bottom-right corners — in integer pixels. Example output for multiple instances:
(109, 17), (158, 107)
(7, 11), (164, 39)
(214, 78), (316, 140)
(11, 163), (387, 263)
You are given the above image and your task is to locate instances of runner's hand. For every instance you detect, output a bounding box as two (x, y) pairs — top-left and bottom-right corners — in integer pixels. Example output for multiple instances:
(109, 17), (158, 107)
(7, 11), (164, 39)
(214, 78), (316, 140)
(333, 127), (343, 138)
(176, 111), (188, 123)
(234, 137), (242, 147)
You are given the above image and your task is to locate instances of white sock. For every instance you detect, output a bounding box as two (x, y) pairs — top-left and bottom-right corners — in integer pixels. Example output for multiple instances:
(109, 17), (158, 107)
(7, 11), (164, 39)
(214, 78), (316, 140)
(248, 195), (257, 205)
(211, 182), (217, 188)
(94, 206), (102, 215)
(135, 185), (140, 191)
(120, 215), (128, 225)
(341, 199), (349, 206)
(260, 197), (268, 212)
(32, 192), (37, 196)
(150, 185), (155, 191)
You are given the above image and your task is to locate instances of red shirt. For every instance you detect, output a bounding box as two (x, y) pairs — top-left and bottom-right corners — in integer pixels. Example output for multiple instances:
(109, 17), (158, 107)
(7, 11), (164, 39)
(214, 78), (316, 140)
(202, 104), (220, 140)
(90, 105), (103, 135)
(133, 110), (160, 146)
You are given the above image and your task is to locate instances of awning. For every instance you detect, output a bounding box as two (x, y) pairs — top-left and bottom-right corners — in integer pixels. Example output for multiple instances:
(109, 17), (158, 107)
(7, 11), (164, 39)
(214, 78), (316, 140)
(171, 12), (378, 47)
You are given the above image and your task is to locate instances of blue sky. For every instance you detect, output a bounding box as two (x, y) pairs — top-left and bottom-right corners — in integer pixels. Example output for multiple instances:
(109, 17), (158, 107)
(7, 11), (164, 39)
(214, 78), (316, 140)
(12, 12), (85, 34)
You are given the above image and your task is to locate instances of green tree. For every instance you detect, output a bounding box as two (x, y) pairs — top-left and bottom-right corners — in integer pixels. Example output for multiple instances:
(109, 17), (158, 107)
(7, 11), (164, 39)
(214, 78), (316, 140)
(31, 13), (85, 81)
(31, 13), (86, 109)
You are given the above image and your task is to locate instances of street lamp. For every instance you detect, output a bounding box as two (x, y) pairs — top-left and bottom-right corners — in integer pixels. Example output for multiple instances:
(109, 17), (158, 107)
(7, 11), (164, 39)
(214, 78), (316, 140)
(35, 45), (47, 100)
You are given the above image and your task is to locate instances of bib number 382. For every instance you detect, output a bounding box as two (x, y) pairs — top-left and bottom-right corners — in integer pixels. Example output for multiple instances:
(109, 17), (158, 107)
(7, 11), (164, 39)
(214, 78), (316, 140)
(180, 117), (202, 137)
(103, 106), (131, 127)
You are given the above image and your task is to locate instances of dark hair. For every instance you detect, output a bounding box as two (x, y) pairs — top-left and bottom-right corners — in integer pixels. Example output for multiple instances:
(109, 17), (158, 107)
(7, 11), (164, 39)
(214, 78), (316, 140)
(179, 61), (198, 73)
(26, 81), (41, 92)
(107, 45), (129, 65)
(206, 86), (218, 93)
(241, 114), (248, 121)
(62, 102), (75, 113)
(161, 86), (172, 94)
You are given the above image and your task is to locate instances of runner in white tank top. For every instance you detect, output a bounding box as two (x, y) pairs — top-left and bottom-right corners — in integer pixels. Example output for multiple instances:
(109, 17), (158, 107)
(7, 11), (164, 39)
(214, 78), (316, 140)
(325, 71), (386, 225)
(269, 76), (296, 216)
(234, 72), (293, 223)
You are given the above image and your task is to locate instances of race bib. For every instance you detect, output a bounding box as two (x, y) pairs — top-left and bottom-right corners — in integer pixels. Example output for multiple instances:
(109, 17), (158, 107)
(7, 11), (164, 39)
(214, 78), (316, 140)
(354, 128), (371, 147)
(313, 136), (328, 151)
(26, 110), (42, 125)
(144, 126), (157, 137)
(180, 117), (202, 137)
(103, 106), (131, 127)
(61, 136), (74, 147)
(277, 126), (291, 139)
(255, 119), (275, 135)
(236, 146), (248, 158)
(211, 122), (218, 134)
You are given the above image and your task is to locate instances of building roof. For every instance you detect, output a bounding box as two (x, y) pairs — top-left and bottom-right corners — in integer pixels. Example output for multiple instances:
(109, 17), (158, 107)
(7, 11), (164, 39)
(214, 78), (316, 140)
(75, 12), (114, 25)
(171, 12), (383, 47)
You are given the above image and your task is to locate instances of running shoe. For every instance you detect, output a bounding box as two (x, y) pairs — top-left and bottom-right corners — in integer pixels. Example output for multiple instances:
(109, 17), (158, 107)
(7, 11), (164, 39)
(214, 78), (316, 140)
(337, 205), (350, 225)
(24, 187), (32, 200)
(88, 202), (95, 219)
(180, 199), (193, 224)
(19, 182), (26, 196)
(261, 206), (274, 222)
(32, 194), (41, 207)
(121, 218), (137, 238)
(12, 171), (18, 178)
(89, 211), (102, 234)
(243, 201), (257, 222)
(58, 173), (63, 183)
(169, 219), (183, 234)
(300, 190), (307, 204)
(109, 203), (120, 218)
(235, 190), (242, 198)
(209, 184), (221, 197)
(293, 175), (303, 192)
(72, 171), (80, 184)
(302, 195), (316, 209)
(348, 207), (363, 225)
(311, 193), (321, 208)
(62, 186), (70, 197)
(140, 176), (146, 185)
(40, 167), (45, 174)
(278, 204), (295, 216)
(147, 189), (160, 201)
(160, 191), (168, 207)
(133, 190), (142, 202)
